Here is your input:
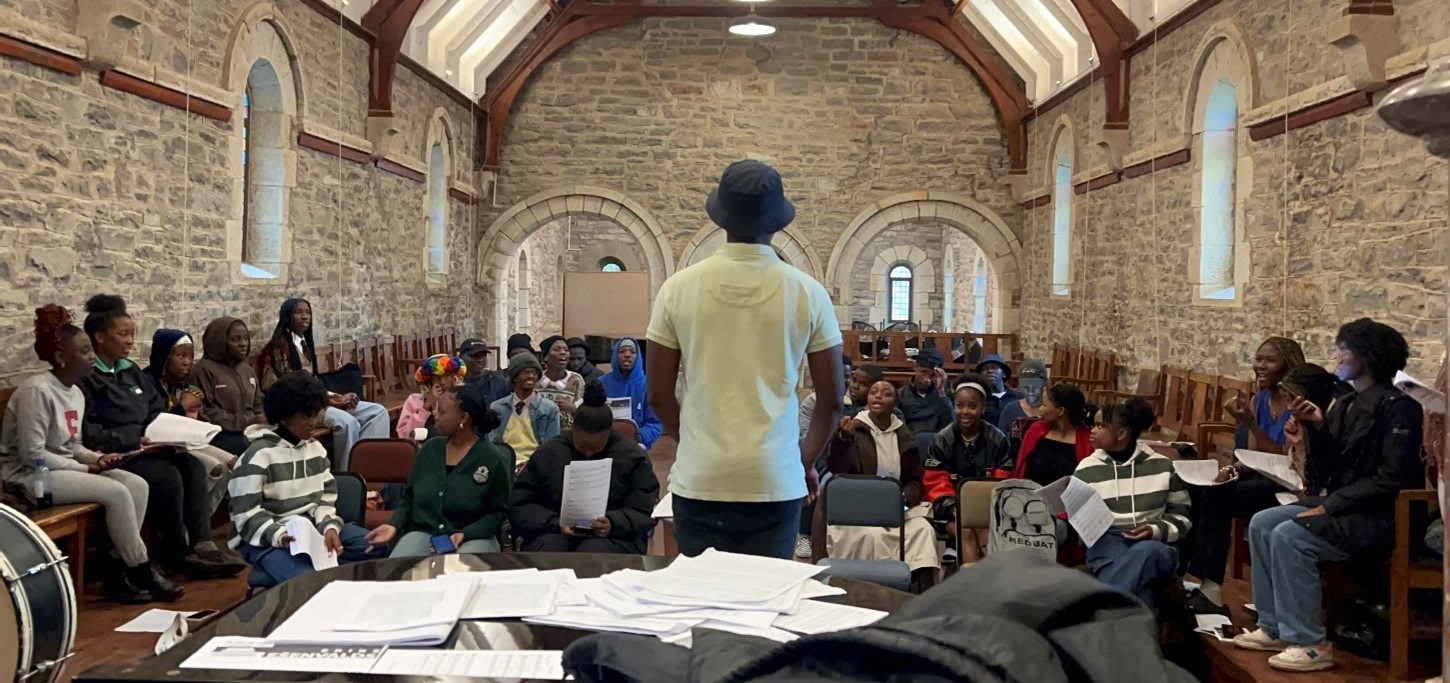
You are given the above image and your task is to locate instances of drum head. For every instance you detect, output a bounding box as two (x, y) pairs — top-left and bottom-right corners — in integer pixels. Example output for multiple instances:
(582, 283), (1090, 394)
(0, 594), (19, 683)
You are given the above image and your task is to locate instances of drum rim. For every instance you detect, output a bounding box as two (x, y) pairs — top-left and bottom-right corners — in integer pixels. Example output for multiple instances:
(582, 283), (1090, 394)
(0, 504), (77, 682)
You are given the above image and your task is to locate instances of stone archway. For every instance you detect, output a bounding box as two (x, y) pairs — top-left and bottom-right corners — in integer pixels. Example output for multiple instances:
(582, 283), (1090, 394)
(477, 186), (674, 341)
(676, 225), (824, 281)
(825, 191), (1024, 332)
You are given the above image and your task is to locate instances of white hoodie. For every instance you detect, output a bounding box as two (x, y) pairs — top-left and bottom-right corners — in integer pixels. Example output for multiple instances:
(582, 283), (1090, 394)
(860, 412), (907, 479)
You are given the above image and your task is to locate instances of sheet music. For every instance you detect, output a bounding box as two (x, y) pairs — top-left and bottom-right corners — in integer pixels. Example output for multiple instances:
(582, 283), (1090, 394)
(1036, 477), (1114, 547)
(1395, 370), (1446, 416)
(144, 412), (222, 448)
(370, 649), (566, 679)
(1235, 449), (1304, 492)
(267, 579), (471, 646)
(560, 458), (613, 528)
(775, 600), (887, 634)
(1172, 459), (1230, 487)
(283, 516), (338, 572)
(458, 573), (562, 619)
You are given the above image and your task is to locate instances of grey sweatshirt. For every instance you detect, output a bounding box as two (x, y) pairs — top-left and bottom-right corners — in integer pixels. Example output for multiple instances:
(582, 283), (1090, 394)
(0, 372), (103, 477)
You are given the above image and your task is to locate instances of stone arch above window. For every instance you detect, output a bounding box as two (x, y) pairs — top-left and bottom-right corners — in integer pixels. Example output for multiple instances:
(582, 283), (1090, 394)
(1186, 25), (1257, 306)
(676, 225), (823, 280)
(424, 109), (455, 282)
(599, 257), (626, 272)
(223, 6), (303, 284)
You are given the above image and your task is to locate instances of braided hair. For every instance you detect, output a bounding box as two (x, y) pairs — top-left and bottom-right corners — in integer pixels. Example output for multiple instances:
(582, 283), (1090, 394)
(34, 304), (81, 366)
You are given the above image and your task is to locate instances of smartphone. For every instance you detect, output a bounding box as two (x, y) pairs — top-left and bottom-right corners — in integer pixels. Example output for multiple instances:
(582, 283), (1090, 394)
(571, 526), (594, 536)
(429, 534), (456, 554)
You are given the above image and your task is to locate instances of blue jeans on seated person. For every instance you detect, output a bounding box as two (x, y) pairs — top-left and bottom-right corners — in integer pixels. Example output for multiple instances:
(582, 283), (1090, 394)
(390, 530), (501, 557)
(1086, 528), (1179, 606)
(672, 496), (801, 560)
(238, 522), (382, 585)
(1248, 504), (1350, 646)
(324, 401), (390, 470)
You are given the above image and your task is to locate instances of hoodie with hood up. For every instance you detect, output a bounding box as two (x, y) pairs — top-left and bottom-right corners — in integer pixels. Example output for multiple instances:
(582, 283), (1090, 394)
(599, 337), (662, 448)
(144, 328), (198, 417)
(191, 317), (265, 433)
(1072, 442), (1192, 542)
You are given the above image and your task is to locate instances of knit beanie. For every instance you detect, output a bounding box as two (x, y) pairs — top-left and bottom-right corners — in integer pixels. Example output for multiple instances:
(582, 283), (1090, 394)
(507, 333), (534, 355)
(508, 351), (543, 381)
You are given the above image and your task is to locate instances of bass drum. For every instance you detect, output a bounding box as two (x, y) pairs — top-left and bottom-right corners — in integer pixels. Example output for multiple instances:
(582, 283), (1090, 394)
(0, 504), (77, 683)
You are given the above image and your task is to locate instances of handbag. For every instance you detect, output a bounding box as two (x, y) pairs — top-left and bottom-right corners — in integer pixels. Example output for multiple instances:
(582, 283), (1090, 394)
(318, 362), (365, 397)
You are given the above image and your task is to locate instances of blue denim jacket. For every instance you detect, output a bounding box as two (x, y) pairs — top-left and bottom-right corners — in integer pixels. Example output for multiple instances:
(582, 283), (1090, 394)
(486, 393), (562, 445)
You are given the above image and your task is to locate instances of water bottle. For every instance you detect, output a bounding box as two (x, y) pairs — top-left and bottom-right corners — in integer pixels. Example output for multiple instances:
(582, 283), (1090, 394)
(30, 457), (52, 510)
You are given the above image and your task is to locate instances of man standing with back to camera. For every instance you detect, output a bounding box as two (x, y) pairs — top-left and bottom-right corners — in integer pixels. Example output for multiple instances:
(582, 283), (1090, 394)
(646, 160), (844, 559)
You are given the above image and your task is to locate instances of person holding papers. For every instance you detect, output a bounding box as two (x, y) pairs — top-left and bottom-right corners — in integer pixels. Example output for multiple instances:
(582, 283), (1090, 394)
(1224, 337), (1307, 453)
(598, 338), (661, 448)
(144, 326), (235, 511)
(365, 383), (511, 556)
(922, 373), (1012, 563)
(511, 380), (660, 553)
(0, 304), (184, 603)
(1075, 397), (1191, 606)
(819, 379), (938, 586)
(1233, 320), (1424, 673)
(230, 372), (383, 583)
(79, 295), (244, 578)
(487, 351), (561, 470)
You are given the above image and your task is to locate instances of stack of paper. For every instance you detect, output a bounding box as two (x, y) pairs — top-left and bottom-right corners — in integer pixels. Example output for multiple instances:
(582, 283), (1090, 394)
(438, 568), (578, 619)
(266, 579), (474, 646)
(145, 413), (222, 449)
(181, 638), (567, 679)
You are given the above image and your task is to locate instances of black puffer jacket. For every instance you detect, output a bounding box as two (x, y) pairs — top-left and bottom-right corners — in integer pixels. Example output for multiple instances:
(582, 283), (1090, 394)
(79, 358), (163, 453)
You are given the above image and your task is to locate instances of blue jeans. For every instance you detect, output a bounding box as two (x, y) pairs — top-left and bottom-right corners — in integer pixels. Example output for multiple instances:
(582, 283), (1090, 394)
(1248, 505), (1350, 645)
(390, 530), (501, 557)
(672, 496), (801, 560)
(238, 522), (382, 585)
(324, 401), (390, 470)
(1086, 529), (1179, 606)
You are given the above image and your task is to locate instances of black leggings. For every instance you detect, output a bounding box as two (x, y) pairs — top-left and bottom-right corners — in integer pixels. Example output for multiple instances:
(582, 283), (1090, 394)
(120, 449), (211, 560)
(1185, 473), (1282, 583)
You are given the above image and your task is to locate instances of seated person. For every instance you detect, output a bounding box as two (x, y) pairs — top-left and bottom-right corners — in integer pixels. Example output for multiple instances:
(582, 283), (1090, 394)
(0, 304), (183, 603)
(229, 372), (383, 583)
(1012, 382), (1093, 486)
(566, 337), (604, 383)
(923, 372), (1012, 563)
(976, 354), (1023, 430)
(511, 380), (660, 553)
(396, 354), (465, 439)
(459, 338), (512, 405)
(599, 338), (662, 448)
(799, 353), (853, 439)
(1186, 363), (1339, 616)
(1234, 320), (1423, 673)
(997, 359), (1047, 441)
(366, 383), (511, 557)
(145, 329), (203, 420)
(79, 295), (244, 578)
(487, 351), (561, 470)
(1076, 397), (1191, 606)
(1224, 337), (1306, 453)
(538, 336), (585, 430)
(191, 317), (266, 456)
(257, 298), (388, 470)
(897, 349), (952, 434)
(817, 380), (938, 587)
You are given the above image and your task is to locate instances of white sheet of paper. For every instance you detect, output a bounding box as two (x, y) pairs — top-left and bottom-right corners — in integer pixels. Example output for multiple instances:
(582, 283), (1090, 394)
(799, 580), (846, 599)
(1036, 477), (1114, 547)
(267, 579), (471, 646)
(607, 397), (633, 421)
(1173, 460), (1229, 487)
(1235, 449), (1304, 492)
(370, 649), (566, 679)
(1275, 492), (1300, 506)
(1395, 370), (1446, 416)
(1193, 614), (1234, 642)
(524, 605), (700, 637)
(116, 609), (199, 633)
(180, 637), (384, 673)
(775, 600), (888, 634)
(646, 549), (825, 602)
(283, 516), (338, 571)
(154, 612), (188, 655)
(458, 573), (562, 619)
(652, 492), (674, 519)
(560, 458), (613, 529)
(144, 412), (222, 449)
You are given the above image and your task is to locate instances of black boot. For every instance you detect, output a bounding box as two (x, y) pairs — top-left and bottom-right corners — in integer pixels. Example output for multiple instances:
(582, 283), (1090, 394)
(102, 568), (154, 604)
(130, 564), (186, 602)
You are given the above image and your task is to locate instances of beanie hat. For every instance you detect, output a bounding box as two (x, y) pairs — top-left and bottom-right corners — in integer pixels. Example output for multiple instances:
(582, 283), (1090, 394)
(507, 333), (533, 354)
(508, 351), (543, 381)
(538, 335), (569, 358)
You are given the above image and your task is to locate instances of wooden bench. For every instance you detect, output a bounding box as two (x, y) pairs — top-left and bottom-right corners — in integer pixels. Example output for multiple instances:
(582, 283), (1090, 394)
(28, 503), (100, 591)
(307, 327), (460, 430)
(840, 330), (1020, 373)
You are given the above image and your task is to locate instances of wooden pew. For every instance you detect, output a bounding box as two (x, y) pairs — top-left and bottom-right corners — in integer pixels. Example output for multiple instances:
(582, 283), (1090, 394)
(840, 330), (1020, 373)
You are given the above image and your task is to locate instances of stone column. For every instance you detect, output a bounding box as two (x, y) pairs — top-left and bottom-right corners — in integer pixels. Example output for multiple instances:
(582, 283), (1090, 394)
(1377, 54), (1450, 681)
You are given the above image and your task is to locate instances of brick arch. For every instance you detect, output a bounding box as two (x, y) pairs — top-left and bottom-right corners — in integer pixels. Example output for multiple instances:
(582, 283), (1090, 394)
(477, 186), (674, 341)
(825, 192), (1023, 332)
(676, 225), (824, 281)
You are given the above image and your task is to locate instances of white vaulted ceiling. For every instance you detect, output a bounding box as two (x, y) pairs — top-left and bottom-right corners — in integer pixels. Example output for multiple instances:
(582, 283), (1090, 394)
(324, 0), (1199, 104)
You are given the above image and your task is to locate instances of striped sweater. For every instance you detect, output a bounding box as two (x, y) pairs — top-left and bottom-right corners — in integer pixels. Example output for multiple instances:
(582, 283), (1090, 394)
(1073, 443), (1192, 542)
(228, 425), (341, 550)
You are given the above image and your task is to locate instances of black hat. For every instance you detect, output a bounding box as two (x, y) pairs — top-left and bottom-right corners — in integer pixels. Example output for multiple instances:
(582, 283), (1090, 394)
(506, 334), (533, 354)
(705, 160), (796, 237)
(914, 348), (944, 370)
(458, 338), (489, 356)
(975, 354), (1012, 379)
(566, 337), (590, 351)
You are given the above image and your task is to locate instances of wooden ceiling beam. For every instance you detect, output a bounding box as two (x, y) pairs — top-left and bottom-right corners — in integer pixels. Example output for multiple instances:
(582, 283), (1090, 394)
(363, 0), (428, 117)
(1064, 0), (1137, 166)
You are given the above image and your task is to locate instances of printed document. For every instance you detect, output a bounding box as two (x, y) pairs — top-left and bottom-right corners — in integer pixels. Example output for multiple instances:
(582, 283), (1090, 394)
(144, 413), (222, 449)
(1036, 477), (1114, 547)
(1395, 370), (1446, 415)
(283, 516), (338, 571)
(1235, 450), (1304, 492)
(1173, 459), (1230, 487)
(181, 637), (384, 674)
(117, 609), (198, 633)
(370, 649), (566, 679)
(560, 458), (612, 528)
(266, 579), (471, 646)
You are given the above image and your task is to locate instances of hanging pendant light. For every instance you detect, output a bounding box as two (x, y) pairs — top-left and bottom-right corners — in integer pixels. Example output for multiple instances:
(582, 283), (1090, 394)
(729, 6), (776, 37)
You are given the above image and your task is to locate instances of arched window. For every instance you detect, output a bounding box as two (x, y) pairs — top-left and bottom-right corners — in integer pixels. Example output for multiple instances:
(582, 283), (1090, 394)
(1050, 142), (1073, 297)
(599, 257), (625, 272)
(425, 142), (448, 278)
(1197, 79), (1238, 301)
(240, 59), (286, 279)
(972, 255), (987, 332)
(942, 250), (955, 331)
(887, 264), (913, 322)
(516, 250), (531, 331)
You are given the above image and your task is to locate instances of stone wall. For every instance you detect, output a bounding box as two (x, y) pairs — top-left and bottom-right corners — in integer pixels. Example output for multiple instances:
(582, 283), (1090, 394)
(0, 0), (481, 383)
(488, 16), (1022, 335)
(509, 215), (651, 339)
(1018, 3), (1450, 379)
(943, 227), (996, 333)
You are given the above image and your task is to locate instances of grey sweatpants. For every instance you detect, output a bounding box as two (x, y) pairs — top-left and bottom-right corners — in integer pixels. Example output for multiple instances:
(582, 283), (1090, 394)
(186, 445), (236, 514)
(51, 468), (150, 567)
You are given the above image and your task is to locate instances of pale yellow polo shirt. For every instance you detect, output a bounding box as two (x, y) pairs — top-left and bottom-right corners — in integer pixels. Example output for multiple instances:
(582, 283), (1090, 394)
(647, 243), (842, 502)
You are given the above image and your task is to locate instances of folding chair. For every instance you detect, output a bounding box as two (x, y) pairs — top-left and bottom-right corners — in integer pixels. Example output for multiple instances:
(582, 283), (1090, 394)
(332, 471), (367, 527)
(815, 474), (912, 591)
(613, 419), (639, 442)
(955, 479), (1000, 562)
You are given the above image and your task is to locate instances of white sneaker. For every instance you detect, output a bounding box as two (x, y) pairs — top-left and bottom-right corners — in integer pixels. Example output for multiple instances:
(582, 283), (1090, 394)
(794, 535), (812, 559)
(1231, 629), (1288, 652)
(1268, 643), (1334, 672)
